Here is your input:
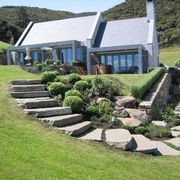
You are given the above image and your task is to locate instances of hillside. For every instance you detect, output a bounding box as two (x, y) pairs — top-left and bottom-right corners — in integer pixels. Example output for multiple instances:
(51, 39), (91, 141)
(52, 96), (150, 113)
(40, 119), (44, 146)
(103, 0), (180, 47)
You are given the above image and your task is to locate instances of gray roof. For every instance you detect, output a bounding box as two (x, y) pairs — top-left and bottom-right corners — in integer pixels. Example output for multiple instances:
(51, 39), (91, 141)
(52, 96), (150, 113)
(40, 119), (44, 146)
(21, 15), (97, 46)
(94, 17), (149, 48)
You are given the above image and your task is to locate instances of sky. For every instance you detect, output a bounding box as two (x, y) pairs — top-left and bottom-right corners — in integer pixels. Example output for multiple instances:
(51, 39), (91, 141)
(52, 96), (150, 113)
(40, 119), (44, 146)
(0, 0), (125, 13)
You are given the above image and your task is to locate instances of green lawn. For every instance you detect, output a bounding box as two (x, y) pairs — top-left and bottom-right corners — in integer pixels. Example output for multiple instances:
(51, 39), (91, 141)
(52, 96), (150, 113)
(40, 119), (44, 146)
(0, 41), (10, 53)
(0, 65), (180, 179)
(160, 46), (180, 66)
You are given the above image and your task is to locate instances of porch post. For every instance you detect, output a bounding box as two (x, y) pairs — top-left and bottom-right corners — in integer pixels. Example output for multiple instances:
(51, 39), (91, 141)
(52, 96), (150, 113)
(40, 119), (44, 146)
(138, 46), (143, 74)
(72, 41), (76, 61)
(41, 51), (45, 62)
(87, 49), (91, 74)
(7, 49), (11, 65)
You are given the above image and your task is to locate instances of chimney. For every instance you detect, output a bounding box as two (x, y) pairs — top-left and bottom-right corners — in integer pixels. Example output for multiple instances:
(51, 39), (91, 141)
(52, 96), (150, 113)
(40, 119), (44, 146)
(146, 0), (155, 21)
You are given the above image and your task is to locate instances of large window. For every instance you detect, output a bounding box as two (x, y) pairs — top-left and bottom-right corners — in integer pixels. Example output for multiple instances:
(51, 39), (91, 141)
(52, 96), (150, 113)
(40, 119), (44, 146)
(113, 55), (119, 73)
(60, 48), (72, 65)
(76, 47), (82, 61)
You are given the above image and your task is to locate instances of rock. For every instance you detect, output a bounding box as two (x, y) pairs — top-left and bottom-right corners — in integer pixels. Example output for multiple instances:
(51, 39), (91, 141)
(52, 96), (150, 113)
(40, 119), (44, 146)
(125, 108), (151, 121)
(80, 128), (103, 141)
(105, 129), (133, 150)
(152, 121), (167, 127)
(119, 118), (142, 127)
(152, 141), (180, 156)
(171, 131), (180, 137)
(165, 138), (180, 148)
(131, 134), (157, 154)
(113, 107), (129, 118)
(114, 96), (136, 108)
(171, 126), (180, 131)
(96, 97), (111, 104)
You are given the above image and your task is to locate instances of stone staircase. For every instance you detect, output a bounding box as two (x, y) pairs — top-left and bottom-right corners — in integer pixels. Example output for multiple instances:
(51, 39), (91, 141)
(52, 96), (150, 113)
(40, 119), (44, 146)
(10, 79), (92, 137)
(10, 79), (180, 156)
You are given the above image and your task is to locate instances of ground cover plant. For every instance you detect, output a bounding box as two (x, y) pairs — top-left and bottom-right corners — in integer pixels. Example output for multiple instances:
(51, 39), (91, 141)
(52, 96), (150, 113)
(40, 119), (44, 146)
(0, 66), (180, 179)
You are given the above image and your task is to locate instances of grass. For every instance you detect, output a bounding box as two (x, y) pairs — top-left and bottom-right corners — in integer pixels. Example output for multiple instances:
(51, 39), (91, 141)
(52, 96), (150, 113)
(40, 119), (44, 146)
(0, 65), (180, 179)
(160, 46), (180, 66)
(0, 41), (11, 53)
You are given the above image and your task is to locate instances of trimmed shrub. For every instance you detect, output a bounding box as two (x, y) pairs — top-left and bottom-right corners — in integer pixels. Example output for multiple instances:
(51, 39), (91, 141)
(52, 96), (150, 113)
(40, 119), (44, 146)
(63, 96), (83, 113)
(47, 82), (67, 96)
(135, 126), (148, 135)
(68, 73), (81, 84)
(86, 105), (98, 115)
(131, 68), (165, 99)
(41, 71), (57, 84)
(65, 90), (83, 99)
(122, 125), (134, 134)
(74, 80), (89, 92)
(160, 130), (172, 138)
(45, 59), (54, 66)
(54, 76), (66, 83)
(174, 59), (180, 68)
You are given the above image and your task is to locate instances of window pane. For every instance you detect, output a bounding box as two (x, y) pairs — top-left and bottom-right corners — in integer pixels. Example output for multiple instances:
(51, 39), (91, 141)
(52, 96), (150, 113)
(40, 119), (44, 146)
(113, 55), (119, 73)
(120, 55), (126, 68)
(107, 55), (112, 65)
(76, 47), (81, 61)
(127, 55), (133, 67)
(134, 54), (139, 67)
(101, 55), (105, 64)
(67, 48), (72, 64)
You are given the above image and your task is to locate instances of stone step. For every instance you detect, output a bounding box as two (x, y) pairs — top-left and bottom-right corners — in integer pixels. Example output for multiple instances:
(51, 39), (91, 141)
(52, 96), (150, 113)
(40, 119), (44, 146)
(80, 128), (103, 142)
(24, 107), (72, 118)
(11, 91), (49, 98)
(11, 79), (42, 85)
(131, 134), (157, 154)
(11, 84), (46, 92)
(152, 141), (180, 156)
(39, 114), (82, 127)
(171, 126), (180, 131)
(58, 121), (92, 136)
(16, 98), (58, 109)
(165, 138), (180, 148)
(105, 129), (133, 150)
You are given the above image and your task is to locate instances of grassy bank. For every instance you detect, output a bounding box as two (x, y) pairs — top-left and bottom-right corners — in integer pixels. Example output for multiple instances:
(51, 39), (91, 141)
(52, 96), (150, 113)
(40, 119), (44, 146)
(0, 41), (10, 53)
(0, 66), (180, 179)
(160, 46), (180, 66)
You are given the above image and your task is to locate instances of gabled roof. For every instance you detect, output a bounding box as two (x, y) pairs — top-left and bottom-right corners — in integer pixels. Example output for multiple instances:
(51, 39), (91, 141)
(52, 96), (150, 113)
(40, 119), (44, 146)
(93, 17), (150, 48)
(19, 14), (97, 46)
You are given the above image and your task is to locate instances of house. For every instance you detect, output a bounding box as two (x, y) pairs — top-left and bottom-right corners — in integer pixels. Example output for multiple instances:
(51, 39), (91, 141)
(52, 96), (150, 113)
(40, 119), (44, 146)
(7, 0), (159, 74)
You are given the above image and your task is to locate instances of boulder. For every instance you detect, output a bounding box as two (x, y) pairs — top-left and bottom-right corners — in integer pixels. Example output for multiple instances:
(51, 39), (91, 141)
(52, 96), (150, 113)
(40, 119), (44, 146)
(152, 121), (167, 127)
(114, 96), (136, 108)
(119, 118), (142, 128)
(97, 97), (111, 104)
(105, 129), (133, 150)
(125, 108), (151, 121)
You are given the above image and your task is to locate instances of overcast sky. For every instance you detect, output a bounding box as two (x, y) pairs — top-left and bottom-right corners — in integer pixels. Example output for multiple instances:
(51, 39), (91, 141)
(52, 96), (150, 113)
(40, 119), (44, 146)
(0, 0), (125, 13)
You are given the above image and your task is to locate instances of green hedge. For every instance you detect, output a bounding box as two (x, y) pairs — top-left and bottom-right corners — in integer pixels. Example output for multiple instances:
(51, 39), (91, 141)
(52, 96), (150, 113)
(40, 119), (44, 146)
(131, 68), (165, 99)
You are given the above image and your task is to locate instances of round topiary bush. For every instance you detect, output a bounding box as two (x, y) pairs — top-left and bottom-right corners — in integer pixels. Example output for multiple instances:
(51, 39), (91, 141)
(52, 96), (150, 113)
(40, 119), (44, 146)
(68, 73), (81, 84)
(47, 82), (67, 96)
(135, 126), (148, 135)
(63, 96), (83, 113)
(54, 76), (66, 83)
(65, 90), (83, 99)
(41, 71), (57, 84)
(74, 80), (89, 92)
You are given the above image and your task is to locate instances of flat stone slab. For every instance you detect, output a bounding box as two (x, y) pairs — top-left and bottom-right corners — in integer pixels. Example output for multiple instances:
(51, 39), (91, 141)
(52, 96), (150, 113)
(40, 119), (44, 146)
(58, 121), (92, 136)
(165, 138), (180, 148)
(105, 129), (132, 150)
(12, 84), (46, 92)
(125, 108), (151, 121)
(119, 118), (142, 127)
(131, 134), (157, 154)
(24, 107), (72, 117)
(11, 79), (42, 85)
(39, 114), (82, 127)
(11, 91), (49, 98)
(171, 131), (180, 137)
(80, 128), (103, 142)
(114, 96), (136, 108)
(153, 141), (180, 156)
(171, 126), (180, 131)
(152, 121), (167, 127)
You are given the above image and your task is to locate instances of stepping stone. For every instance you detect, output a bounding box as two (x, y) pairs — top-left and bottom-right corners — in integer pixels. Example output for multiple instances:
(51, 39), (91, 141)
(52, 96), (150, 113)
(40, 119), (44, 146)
(171, 126), (180, 131)
(80, 128), (103, 141)
(119, 118), (142, 127)
(152, 141), (180, 156)
(39, 114), (82, 127)
(131, 134), (157, 154)
(105, 129), (133, 150)
(152, 121), (167, 127)
(11, 91), (49, 98)
(11, 79), (42, 85)
(174, 111), (180, 117)
(125, 108), (151, 121)
(58, 121), (92, 136)
(12, 84), (46, 92)
(171, 131), (180, 137)
(24, 107), (72, 118)
(165, 138), (180, 148)
(17, 98), (58, 109)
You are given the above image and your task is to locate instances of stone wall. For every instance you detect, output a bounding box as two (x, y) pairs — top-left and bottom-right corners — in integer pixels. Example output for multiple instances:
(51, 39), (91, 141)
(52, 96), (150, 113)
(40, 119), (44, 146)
(139, 73), (172, 119)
